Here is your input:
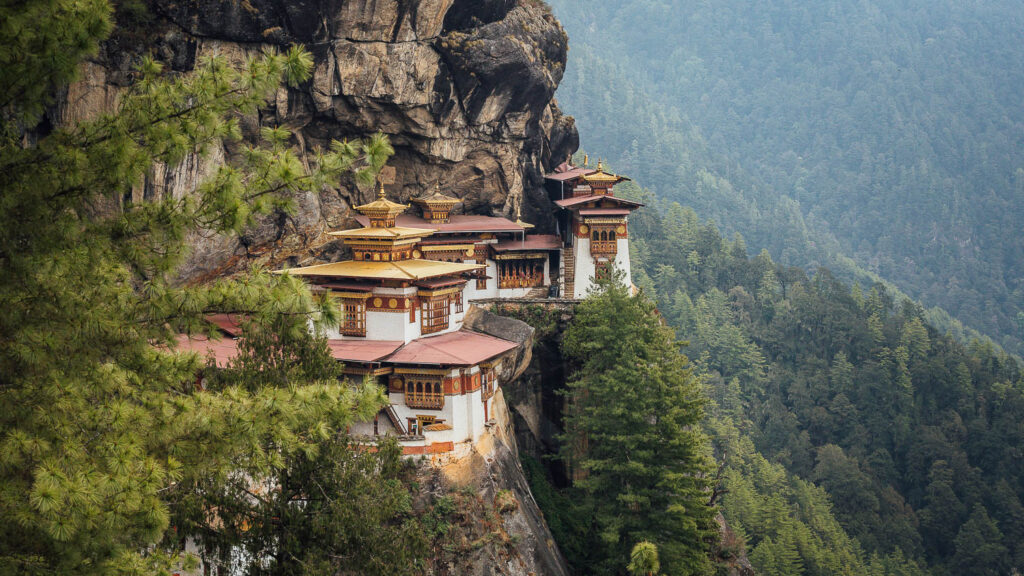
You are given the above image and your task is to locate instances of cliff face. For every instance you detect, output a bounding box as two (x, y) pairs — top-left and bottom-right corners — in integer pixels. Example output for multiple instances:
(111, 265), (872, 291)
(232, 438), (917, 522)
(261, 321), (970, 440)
(60, 0), (578, 281)
(421, 306), (569, 576)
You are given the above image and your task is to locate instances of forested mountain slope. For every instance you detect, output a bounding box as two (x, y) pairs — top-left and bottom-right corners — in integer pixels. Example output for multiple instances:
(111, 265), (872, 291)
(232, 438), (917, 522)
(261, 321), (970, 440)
(617, 179), (1024, 575)
(547, 0), (1024, 355)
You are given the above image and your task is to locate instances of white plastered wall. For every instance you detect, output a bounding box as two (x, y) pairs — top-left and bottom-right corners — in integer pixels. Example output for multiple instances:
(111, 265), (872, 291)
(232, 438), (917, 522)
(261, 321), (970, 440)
(385, 366), (484, 444)
(324, 285), (477, 343)
(572, 235), (631, 299)
(573, 238), (597, 299)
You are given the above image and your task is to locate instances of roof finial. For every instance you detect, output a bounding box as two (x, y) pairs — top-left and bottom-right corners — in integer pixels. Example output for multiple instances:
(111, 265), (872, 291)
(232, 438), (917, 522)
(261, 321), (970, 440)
(583, 154), (589, 167)
(376, 176), (387, 200)
(514, 201), (534, 230)
(597, 158), (604, 171)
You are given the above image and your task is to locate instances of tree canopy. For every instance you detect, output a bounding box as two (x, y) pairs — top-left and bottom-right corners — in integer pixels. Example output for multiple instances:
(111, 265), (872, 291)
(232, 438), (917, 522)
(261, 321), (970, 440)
(557, 273), (717, 575)
(0, 1), (400, 573)
(621, 176), (1024, 575)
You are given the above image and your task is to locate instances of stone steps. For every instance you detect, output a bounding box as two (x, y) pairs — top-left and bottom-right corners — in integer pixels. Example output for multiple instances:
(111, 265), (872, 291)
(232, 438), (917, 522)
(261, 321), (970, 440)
(525, 286), (548, 298)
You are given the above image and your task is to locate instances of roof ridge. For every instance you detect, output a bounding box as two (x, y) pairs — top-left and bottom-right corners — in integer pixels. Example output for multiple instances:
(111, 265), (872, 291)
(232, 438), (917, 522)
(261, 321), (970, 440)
(389, 261), (414, 278)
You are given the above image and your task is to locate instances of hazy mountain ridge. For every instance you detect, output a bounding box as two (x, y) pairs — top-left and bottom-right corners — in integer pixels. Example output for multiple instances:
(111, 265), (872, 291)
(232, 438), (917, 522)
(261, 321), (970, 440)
(548, 0), (1024, 355)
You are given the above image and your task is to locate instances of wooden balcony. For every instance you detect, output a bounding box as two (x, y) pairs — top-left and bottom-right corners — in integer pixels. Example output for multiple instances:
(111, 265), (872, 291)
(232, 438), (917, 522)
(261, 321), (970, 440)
(405, 391), (444, 410)
(590, 240), (617, 255)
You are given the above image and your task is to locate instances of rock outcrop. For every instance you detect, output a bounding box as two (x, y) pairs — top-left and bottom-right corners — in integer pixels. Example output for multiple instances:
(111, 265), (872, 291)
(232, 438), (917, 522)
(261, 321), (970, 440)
(56, 0), (578, 281)
(419, 389), (570, 576)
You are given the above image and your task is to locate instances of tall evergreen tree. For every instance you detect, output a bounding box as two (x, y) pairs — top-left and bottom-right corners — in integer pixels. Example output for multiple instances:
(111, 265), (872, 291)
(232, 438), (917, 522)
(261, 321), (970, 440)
(0, 1), (393, 573)
(560, 273), (717, 575)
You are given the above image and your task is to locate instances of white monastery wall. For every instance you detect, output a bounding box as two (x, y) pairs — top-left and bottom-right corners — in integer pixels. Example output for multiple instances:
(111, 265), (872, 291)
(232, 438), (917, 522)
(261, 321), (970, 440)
(573, 238), (596, 299)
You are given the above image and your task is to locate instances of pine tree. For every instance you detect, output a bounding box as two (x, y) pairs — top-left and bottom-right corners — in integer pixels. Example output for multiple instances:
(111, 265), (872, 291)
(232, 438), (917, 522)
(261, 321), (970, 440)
(560, 272), (717, 575)
(951, 505), (1009, 576)
(628, 541), (661, 576)
(0, 2), (393, 573)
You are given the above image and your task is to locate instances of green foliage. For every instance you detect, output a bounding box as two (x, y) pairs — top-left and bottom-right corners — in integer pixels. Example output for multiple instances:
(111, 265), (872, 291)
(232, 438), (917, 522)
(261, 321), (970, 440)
(520, 453), (594, 565)
(628, 541), (660, 576)
(550, 0), (1024, 357)
(620, 180), (1024, 574)
(494, 489), (519, 514)
(490, 302), (562, 338)
(169, 316), (425, 574)
(558, 275), (717, 575)
(950, 505), (1009, 576)
(0, 2), (396, 573)
(175, 436), (428, 575)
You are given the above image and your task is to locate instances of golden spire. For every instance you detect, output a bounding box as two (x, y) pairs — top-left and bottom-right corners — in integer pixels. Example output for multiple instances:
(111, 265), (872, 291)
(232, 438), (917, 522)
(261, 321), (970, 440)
(582, 158), (628, 186)
(354, 171), (408, 228)
(583, 154), (589, 167)
(514, 203), (534, 230)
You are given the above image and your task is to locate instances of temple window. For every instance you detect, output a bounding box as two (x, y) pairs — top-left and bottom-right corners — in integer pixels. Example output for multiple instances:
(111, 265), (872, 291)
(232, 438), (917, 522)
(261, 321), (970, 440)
(405, 377), (444, 409)
(481, 368), (496, 400)
(498, 259), (544, 289)
(420, 295), (450, 335)
(476, 262), (488, 289)
(338, 295), (367, 336)
(589, 227), (618, 255)
(454, 291), (464, 314)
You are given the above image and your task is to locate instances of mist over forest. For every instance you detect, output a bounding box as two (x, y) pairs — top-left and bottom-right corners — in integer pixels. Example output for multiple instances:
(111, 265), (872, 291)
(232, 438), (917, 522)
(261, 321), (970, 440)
(549, 0), (1024, 356)
(533, 2), (1024, 574)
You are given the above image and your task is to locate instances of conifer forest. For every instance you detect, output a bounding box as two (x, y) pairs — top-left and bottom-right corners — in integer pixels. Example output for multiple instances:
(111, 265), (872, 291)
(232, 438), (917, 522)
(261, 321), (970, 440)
(2, 0), (1023, 575)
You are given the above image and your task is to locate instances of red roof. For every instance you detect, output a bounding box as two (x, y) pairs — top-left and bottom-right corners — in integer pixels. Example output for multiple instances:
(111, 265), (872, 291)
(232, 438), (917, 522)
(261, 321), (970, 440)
(545, 166), (595, 181)
(355, 214), (525, 233)
(207, 313), (244, 337)
(175, 334), (239, 368)
(327, 340), (403, 363)
(578, 208), (631, 216)
(554, 195), (644, 209)
(493, 234), (562, 252)
(386, 331), (518, 366)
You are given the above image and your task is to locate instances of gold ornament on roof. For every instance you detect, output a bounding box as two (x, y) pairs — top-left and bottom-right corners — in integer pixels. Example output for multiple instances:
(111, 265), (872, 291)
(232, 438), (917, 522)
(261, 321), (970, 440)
(411, 182), (461, 224)
(583, 159), (628, 185)
(354, 177), (409, 228)
(514, 204), (535, 230)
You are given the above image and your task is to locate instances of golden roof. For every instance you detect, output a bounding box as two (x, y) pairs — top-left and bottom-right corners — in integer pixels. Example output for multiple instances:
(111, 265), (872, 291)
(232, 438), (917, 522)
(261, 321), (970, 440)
(411, 184), (461, 209)
(582, 159), (627, 184)
(329, 226), (434, 240)
(279, 259), (484, 281)
(354, 181), (409, 218)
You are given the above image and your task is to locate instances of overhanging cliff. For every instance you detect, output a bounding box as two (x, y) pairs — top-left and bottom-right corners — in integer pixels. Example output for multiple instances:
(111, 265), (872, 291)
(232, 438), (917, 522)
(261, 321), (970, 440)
(57, 0), (578, 281)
